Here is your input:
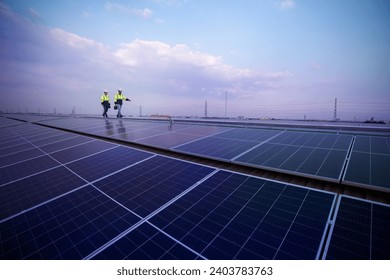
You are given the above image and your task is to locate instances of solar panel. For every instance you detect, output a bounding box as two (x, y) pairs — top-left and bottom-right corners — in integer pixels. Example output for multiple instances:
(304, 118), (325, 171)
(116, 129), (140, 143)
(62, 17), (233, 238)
(145, 171), (336, 260)
(0, 142), (35, 157)
(0, 186), (140, 259)
(0, 148), (44, 168)
(323, 195), (390, 260)
(343, 136), (390, 191)
(0, 166), (87, 221)
(210, 127), (281, 142)
(49, 140), (117, 164)
(0, 155), (60, 186)
(1, 115), (388, 261)
(65, 146), (154, 182)
(173, 137), (260, 160)
(135, 131), (216, 149)
(92, 222), (201, 260)
(0, 116), (27, 128)
(235, 132), (353, 182)
(39, 136), (94, 153)
(93, 155), (216, 217)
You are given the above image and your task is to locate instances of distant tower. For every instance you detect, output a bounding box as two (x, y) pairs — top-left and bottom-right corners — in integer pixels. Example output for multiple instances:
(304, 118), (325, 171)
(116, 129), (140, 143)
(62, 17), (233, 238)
(333, 98), (337, 121)
(139, 105), (142, 117)
(205, 101), (208, 118)
(225, 91), (227, 118)
(54, 108), (56, 115)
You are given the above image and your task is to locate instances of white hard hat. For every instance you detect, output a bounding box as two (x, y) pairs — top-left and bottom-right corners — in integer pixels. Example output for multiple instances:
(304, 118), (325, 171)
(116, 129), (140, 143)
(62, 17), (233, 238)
(118, 88), (122, 91)
(104, 90), (108, 93)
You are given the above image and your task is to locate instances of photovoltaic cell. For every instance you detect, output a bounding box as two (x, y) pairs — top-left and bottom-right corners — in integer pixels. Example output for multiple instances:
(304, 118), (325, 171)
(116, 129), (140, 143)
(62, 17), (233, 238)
(174, 137), (259, 160)
(0, 186), (140, 259)
(212, 128), (280, 142)
(39, 136), (93, 153)
(65, 146), (153, 182)
(343, 136), (390, 190)
(94, 155), (215, 217)
(324, 196), (390, 260)
(0, 155), (59, 186)
(24, 131), (69, 146)
(0, 166), (87, 221)
(0, 138), (28, 149)
(135, 132), (207, 149)
(149, 170), (335, 259)
(49, 140), (116, 164)
(92, 223), (200, 260)
(235, 133), (352, 181)
(0, 148), (44, 168)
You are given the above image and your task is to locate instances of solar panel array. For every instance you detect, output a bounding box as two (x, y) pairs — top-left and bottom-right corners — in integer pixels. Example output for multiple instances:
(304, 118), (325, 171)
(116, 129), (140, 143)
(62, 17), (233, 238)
(32, 115), (390, 192)
(1, 115), (389, 260)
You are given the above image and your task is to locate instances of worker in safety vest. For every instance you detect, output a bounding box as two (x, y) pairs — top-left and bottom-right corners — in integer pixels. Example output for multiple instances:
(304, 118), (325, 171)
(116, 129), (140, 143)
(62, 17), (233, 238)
(114, 88), (131, 118)
(100, 90), (110, 118)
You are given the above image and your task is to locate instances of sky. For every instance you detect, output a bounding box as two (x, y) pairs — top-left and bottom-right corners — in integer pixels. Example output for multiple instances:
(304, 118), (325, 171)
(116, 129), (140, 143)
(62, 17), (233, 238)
(1, 0), (390, 120)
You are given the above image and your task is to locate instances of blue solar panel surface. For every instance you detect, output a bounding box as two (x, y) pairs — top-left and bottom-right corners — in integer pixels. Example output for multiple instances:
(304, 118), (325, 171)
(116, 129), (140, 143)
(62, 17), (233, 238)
(235, 132), (353, 181)
(324, 196), (390, 259)
(1, 115), (389, 260)
(343, 136), (390, 190)
(148, 171), (335, 260)
(93, 155), (215, 217)
(1, 186), (140, 259)
(0, 166), (87, 221)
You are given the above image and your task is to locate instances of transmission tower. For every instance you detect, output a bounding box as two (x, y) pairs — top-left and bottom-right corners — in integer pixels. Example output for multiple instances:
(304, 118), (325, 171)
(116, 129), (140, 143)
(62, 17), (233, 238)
(333, 98), (337, 122)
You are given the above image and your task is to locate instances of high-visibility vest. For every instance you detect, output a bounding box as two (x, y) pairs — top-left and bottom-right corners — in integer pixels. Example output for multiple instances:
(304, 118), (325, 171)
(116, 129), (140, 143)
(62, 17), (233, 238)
(101, 94), (110, 103)
(114, 93), (126, 104)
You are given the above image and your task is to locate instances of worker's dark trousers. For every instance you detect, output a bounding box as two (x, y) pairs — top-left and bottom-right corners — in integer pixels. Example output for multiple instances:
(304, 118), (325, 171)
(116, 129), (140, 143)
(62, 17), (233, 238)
(102, 105), (109, 116)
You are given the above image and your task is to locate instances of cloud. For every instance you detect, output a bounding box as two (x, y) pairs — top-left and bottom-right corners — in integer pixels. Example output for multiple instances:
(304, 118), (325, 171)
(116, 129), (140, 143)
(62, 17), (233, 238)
(28, 8), (43, 22)
(113, 39), (293, 99)
(0, 2), (293, 116)
(308, 62), (321, 70)
(105, 2), (153, 19)
(277, 0), (295, 9)
(50, 28), (108, 53)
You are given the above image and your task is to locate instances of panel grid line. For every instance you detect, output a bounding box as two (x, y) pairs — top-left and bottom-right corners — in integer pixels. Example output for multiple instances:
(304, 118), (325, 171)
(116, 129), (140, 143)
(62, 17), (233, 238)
(231, 130), (285, 161)
(171, 128), (236, 149)
(198, 176), (266, 256)
(272, 191), (310, 259)
(84, 169), (219, 259)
